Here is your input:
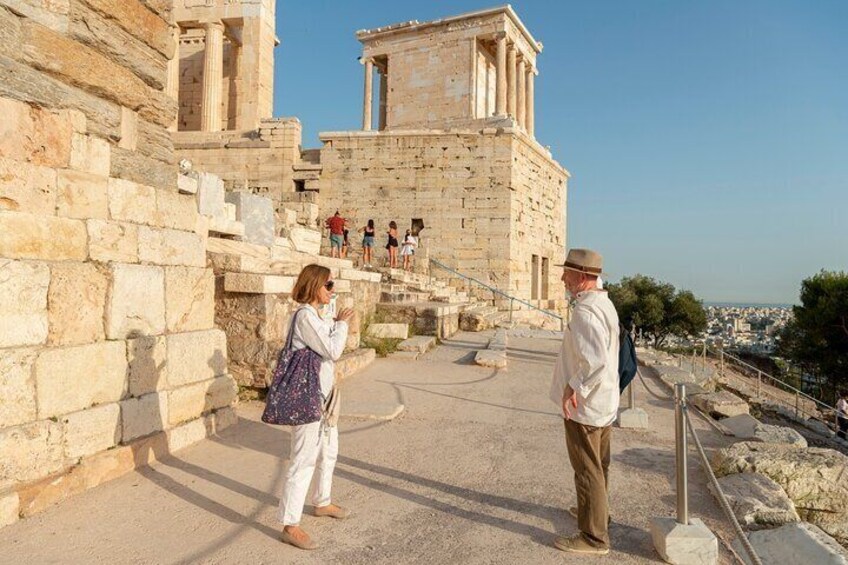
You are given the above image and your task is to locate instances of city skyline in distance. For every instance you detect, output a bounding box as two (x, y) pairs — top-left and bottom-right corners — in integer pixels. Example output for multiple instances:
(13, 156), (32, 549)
(272, 1), (847, 305)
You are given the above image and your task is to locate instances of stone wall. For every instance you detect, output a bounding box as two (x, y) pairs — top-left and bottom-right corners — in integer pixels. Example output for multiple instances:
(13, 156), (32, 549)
(173, 117), (302, 206)
(0, 0), (236, 528)
(318, 128), (567, 305)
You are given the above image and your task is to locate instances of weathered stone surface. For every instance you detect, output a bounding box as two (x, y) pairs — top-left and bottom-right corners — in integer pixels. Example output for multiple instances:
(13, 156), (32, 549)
(652, 364), (715, 392)
(0, 211), (87, 262)
(289, 225), (321, 255)
(0, 348), (38, 430)
(19, 20), (172, 127)
(0, 157), (57, 215)
(719, 413), (760, 438)
(105, 263), (165, 339)
(109, 145), (176, 191)
(712, 441), (848, 544)
(155, 189), (197, 231)
(1, 0), (69, 33)
(205, 375), (237, 412)
(397, 335), (437, 353)
(367, 323), (409, 340)
(47, 262), (108, 346)
(691, 390), (749, 418)
(650, 517), (718, 565)
(166, 376), (234, 427)
(62, 403), (120, 460)
(475, 349), (507, 368)
(224, 272), (295, 294)
(107, 177), (157, 225)
(734, 523), (848, 565)
(137, 226), (205, 267)
(56, 169), (108, 219)
(166, 417), (210, 453)
(709, 472), (799, 528)
(225, 191), (275, 246)
(68, 133), (110, 176)
(194, 172), (224, 218)
(753, 424), (808, 447)
(0, 259), (49, 348)
(69, 0), (166, 90)
(213, 406), (238, 432)
(86, 219), (138, 263)
(335, 349), (376, 383)
(164, 266), (215, 333)
(0, 491), (19, 528)
(0, 420), (64, 491)
(166, 329), (227, 387)
(35, 341), (127, 418)
(126, 335), (168, 396)
(79, 0), (174, 58)
(0, 97), (71, 167)
(121, 392), (168, 441)
(177, 174), (197, 195)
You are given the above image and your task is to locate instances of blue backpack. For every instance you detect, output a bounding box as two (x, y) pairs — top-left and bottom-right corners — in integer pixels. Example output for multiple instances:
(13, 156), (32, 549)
(618, 325), (638, 393)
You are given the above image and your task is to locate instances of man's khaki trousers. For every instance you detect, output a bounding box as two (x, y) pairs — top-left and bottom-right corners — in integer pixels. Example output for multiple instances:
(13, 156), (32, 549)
(564, 419), (611, 548)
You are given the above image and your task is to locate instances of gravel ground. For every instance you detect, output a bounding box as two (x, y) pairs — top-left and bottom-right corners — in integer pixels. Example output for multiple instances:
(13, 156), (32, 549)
(0, 331), (737, 564)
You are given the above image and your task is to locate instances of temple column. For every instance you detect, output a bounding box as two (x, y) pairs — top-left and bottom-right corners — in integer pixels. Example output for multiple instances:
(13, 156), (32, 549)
(526, 67), (535, 137)
(495, 33), (507, 116)
(516, 58), (526, 129)
(166, 25), (180, 131)
(200, 21), (224, 132)
(506, 44), (516, 117)
(378, 66), (388, 130)
(362, 58), (373, 131)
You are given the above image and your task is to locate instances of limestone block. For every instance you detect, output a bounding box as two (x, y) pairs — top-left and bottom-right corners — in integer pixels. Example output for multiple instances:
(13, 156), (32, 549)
(0, 211), (87, 262)
(0, 420), (64, 491)
(166, 417), (210, 453)
(35, 341), (127, 418)
(335, 349), (376, 383)
(137, 226), (205, 267)
(69, 133), (110, 176)
(0, 491), (19, 528)
(367, 323), (409, 339)
(78, 0), (174, 58)
(0, 259), (49, 348)
(206, 237), (271, 259)
(166, 329), (227, 387)
(475, 349), (507, 368)
(120, 392), (168, 442)
(47, 262), (108, 346)
(208, 217), (245, 237)
(127, 335), (168, 396)
(213, 406), (238, 432)
(397, 336), (436, 353)
(0, 98), (71, 168)
(167, 381), (207, 427)
(289, 225), (321, 255)
(0, 157), (57, 215)
(752, 424), (808, 447)
(691, 391), (749, 418)
(105, 263), (165, 339)
(719, 414), (760, 438)
(118, 107), (138, 150)
(0, 348), (38, 430)
(165, 267), (214, 333)
(177, 174), (197, 195)
(712, 442), (848, 544)
(734, 522), (848, 565)
(56, 169), (108, 220)
(709, 472), (799, 529)
(650, 516), (718, 564)
(156, 189), (197, 231)
(225, 191), (275, 246)
(194, 172), (224, 218)
(86, 219), (138, 263)
(205, 375), (237, 412)
(224, 272), (295, 294)
(62, 403), (120, 460)
(107, 177), (157, 226)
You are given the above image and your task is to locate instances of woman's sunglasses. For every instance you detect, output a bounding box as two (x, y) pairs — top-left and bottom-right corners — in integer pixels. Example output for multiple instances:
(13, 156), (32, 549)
(324, 281), (335, 291)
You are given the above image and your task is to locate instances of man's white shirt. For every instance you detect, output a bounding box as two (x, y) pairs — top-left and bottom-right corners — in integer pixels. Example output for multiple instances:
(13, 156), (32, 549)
(550, 290), (621, 427)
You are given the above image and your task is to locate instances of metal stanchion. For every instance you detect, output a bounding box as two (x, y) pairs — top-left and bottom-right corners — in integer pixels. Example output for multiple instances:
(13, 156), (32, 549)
(674, 383), (689, 525)
(757, 370), (762, 399)
(719, 346), (724, 377)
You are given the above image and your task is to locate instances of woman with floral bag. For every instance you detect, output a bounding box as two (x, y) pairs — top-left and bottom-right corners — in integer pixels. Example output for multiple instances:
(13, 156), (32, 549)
(265, 264), (354, 550)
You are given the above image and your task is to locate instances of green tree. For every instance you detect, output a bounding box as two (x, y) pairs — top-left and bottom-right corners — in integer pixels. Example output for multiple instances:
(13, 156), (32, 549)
(607, 275), (707, 348)
(778, 270), (848, 391)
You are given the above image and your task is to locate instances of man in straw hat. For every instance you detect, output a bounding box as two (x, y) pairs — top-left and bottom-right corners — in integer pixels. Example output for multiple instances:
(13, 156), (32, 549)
(550, 249), (620, 555)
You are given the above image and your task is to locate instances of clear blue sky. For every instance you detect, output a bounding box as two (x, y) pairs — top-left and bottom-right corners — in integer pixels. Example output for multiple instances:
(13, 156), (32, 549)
(272, 1), (847, 305)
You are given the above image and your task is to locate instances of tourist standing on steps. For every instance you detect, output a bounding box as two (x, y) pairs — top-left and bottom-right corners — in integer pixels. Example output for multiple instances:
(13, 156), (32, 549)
(278, 265), (355, 551)
(400, 229), (417, 271)
(386, 220), (399, 268)
(325, 211), (346, 259)
(549, 249), (620, 556)
(837, 391), (848, 440)
(359, 219), (376, 267)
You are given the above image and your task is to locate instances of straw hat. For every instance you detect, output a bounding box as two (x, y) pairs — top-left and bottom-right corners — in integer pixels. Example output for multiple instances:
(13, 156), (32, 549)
(562, 248), (605, 276)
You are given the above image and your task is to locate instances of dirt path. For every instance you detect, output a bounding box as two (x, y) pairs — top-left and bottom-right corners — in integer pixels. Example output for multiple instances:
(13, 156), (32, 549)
(0, 331), (736, 564)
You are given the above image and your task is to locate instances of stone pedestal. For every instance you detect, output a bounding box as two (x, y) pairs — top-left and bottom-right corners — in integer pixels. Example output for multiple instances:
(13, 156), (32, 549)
(619, 407), (649, 429)
(650, 517), (718, 565)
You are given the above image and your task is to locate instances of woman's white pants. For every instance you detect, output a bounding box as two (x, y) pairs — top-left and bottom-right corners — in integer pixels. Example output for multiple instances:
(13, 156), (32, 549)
(277, 421), (339, 525)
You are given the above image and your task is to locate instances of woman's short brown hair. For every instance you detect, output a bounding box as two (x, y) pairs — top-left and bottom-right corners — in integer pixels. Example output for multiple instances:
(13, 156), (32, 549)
(291, 264), (331, 304)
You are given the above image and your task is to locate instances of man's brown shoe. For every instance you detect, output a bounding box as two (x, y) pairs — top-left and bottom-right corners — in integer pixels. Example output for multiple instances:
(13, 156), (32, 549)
(280, 528), (318, 550)
(313, 504), (350, 519)
(568, 506), (612, 525)
(553, 534), (609, 555)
